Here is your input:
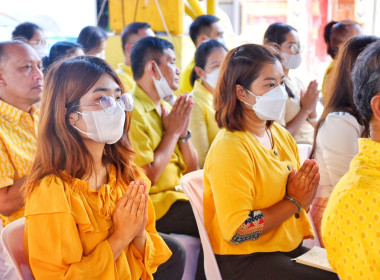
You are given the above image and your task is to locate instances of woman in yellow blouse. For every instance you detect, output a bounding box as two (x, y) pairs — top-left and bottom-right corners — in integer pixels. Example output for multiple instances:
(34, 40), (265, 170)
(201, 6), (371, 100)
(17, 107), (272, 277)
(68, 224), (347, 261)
(22, 56), (172, 279)
(189, 39), (227, 167)
(204, 44), (338, 279)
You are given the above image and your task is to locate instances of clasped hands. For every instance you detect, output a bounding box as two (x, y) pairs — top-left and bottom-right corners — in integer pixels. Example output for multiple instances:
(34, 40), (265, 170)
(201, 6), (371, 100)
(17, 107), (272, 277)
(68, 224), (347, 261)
(287, 159), (320, 211)
(111, 179), (149, 247)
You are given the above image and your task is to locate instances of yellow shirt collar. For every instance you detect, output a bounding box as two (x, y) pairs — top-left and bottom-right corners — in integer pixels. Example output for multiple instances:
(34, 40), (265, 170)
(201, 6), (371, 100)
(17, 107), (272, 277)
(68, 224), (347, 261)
(132, 84), (170, 114)
(117, 63), (133, 76)
(0, 99), (38, 125)
(193, 79), (213, 102)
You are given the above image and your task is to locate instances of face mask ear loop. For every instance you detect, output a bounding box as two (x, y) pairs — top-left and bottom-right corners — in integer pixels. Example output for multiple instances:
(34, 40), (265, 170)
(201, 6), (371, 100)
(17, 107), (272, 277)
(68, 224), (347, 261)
(153, 61), (164, 80)
(72, 124), (90, 136)
(70, 109), (90, 136)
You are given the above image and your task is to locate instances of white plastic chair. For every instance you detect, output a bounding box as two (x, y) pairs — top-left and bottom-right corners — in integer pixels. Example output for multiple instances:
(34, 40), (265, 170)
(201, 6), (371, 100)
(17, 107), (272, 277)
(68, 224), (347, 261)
(0, 217), (33, 280)
(181, 170), (222, 280)
(169, 233), (201, 280)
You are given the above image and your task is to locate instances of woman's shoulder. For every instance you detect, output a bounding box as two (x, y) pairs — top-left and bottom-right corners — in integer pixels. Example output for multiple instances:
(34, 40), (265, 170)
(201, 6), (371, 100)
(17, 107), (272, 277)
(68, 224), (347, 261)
(213, 129), (249, 143)
(25, 174), (71, 216)
(326, 112), (361, 124)
(271, 122), (295, 141)
(322, 112), (364, 135)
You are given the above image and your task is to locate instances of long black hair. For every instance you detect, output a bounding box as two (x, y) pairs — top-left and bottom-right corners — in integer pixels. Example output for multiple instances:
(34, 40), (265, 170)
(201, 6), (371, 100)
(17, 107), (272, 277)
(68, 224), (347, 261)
(190, 39), (227, 86)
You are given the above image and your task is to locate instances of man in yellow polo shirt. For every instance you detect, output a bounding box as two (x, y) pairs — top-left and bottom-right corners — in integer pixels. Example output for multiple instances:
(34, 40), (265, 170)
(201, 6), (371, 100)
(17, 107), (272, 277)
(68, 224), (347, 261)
(322, 40), (380, 280)
(130, 36), (199, 231)
(0, 40), (42, 277)
(179, 15), (224, 94)
(130, 36), (206, 279)
(116, 22), (155, 92)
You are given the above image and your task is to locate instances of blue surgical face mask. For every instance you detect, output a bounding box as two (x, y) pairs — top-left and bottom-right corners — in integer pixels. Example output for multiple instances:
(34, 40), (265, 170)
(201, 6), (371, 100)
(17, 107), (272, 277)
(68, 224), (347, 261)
(243, 85), (288, 120)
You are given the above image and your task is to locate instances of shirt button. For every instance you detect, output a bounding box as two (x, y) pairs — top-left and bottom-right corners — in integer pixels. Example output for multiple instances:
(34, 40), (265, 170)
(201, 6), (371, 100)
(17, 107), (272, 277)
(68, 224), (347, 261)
(274, 151), (278, 156)
(295, 213), (300, 219)
(287, 165), (291, 171)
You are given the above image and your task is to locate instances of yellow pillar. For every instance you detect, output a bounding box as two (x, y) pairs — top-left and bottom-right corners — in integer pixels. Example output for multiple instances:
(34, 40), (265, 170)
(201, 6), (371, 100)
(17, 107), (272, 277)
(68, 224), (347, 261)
(207, 0), (217, 16)
(109, 0), (184, 35)
(187, 0), (205, 17)
(185, 2), (197, 19)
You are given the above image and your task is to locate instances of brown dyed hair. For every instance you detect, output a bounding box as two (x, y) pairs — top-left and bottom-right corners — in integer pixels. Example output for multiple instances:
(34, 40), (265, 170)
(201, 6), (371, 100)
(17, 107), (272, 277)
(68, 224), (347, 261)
(24, 56), (141, 197)
(214, 43), (281, 131)
(310, 36), (377, 158)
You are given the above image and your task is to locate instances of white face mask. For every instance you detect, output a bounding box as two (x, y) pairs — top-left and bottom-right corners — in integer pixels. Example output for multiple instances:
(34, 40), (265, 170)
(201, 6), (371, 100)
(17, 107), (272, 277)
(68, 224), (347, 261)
(281, 52), (302, 69)
(203, 68), (220, 89)
(96, 50), (106, 59)
(33, 44), (48, 58)
(73, 104), (126, 144)
(243, 85), (288, 121)
(152, 62), (173, 100)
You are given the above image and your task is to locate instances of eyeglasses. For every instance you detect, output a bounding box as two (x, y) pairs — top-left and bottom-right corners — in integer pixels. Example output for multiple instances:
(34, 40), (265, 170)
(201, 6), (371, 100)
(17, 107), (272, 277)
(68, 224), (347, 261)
(289, 43), (303, 54)
(69, 93), (134, 115)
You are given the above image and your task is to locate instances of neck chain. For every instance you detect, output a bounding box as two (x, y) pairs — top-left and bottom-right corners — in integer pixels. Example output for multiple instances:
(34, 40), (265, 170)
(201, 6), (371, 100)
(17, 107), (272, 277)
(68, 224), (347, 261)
(250, 127), (273, 149)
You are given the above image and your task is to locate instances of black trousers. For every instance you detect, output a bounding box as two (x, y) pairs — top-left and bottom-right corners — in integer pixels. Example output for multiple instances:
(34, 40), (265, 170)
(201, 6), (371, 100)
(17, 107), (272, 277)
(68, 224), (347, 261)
(215, 243), (340, 280)
(153, 233), (186, 280)
(156, 200), (206, 280)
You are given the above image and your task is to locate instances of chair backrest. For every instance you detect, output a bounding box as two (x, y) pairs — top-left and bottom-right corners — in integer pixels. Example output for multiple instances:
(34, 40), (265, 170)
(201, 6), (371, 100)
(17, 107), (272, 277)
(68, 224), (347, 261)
(1, 217), (33, 280)
(181, 170), (222, 280)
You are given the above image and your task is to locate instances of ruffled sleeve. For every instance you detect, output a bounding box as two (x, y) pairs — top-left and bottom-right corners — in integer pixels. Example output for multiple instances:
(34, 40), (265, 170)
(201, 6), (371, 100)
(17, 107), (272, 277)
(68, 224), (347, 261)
(24, 175), (117, 279)
(126, 197), (172, 279)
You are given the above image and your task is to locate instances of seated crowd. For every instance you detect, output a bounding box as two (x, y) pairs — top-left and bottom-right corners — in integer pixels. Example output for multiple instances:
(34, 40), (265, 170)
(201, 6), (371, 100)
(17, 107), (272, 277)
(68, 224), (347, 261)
(0, 16), (378, 280)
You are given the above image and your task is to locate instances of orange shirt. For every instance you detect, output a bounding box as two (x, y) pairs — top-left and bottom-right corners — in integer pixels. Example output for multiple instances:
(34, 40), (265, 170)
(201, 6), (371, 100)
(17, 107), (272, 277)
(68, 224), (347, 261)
(24, 166), (171, 279)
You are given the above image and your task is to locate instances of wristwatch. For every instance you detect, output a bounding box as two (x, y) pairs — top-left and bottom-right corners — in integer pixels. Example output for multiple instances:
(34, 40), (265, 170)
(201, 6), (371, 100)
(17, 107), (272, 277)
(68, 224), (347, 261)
(179, 129), (192, 143)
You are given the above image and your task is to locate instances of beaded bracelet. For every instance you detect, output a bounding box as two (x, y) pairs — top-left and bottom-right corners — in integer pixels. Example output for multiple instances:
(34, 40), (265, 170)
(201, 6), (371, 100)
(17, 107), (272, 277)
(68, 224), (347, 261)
(285, 195), (302, 213)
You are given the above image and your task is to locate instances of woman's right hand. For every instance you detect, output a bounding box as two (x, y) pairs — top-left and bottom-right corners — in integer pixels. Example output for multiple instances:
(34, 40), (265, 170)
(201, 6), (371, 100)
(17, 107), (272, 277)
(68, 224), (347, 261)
(111, 180), (147, 247)
(300, 80), (319, 114)
(286, 159), (320, 208)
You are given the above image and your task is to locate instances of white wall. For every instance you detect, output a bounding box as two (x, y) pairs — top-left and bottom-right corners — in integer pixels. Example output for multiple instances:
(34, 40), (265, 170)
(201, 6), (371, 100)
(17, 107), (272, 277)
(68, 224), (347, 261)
(0, 0), (97, 39)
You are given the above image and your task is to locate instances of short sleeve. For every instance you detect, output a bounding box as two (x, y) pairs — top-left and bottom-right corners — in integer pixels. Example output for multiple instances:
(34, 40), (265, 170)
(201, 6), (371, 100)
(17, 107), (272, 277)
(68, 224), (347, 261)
(130, 109), (154, 167)
(318, 114), (363, 186)
(205, 135), (256, 241)
(189, 102), (209, 167)
(0, 138), (14, 188)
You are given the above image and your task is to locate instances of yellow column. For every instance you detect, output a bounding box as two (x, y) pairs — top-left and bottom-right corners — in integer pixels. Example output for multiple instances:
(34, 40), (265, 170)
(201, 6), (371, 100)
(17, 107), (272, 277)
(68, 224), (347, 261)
(185, 2), (197, 19)
(207, 0), (217, 16)
(187, 0), (205, 17)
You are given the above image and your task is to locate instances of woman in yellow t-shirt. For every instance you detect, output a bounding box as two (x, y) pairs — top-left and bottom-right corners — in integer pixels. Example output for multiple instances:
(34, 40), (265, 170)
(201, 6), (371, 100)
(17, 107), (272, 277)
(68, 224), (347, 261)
(204, 44), (338, 279)
(189, 39), (227, 167)
(22, 56), (174, 279)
